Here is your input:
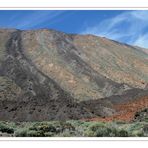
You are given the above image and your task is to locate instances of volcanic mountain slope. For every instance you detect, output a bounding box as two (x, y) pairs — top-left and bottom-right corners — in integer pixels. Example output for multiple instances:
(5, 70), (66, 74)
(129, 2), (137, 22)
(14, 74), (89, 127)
(21, 29), (148, 100)
(0, 28), (147, 121)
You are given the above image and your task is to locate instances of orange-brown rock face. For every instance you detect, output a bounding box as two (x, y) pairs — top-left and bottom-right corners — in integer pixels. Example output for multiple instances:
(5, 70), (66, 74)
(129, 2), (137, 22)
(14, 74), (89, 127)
(84, 95), (148, 122)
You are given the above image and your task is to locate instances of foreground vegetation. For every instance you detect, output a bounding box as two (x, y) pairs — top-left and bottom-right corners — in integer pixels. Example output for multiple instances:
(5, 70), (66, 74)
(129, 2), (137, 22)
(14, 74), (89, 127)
(0, 120), (148, 137)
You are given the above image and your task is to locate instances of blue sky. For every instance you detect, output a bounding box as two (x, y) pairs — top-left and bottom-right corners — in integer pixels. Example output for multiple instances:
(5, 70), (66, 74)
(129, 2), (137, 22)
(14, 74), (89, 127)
(0, 10), (148, 48)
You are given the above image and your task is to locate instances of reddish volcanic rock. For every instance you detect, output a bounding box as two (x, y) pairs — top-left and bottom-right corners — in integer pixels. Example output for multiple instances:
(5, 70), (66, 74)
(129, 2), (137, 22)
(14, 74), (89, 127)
(83, 96), (148, 122)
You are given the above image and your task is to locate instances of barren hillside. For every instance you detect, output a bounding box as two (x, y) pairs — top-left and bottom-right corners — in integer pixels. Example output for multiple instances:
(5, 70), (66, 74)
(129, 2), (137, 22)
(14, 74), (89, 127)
(0, 29), (147, 121)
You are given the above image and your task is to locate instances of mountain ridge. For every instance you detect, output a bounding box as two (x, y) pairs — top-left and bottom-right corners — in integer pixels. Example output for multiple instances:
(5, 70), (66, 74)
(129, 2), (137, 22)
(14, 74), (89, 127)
(0, 28), (147, 121)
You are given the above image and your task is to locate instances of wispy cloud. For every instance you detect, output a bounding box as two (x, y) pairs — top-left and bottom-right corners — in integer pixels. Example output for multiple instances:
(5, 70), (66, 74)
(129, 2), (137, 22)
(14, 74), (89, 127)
(134, 33), (148, 48)
(10, 10), (66, 29)
(82, 10), (148, 48)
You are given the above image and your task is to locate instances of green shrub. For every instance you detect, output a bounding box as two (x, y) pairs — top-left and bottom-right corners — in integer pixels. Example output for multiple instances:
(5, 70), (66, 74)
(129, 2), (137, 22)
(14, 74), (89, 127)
(84, 122), (108, 137)
(143, 124), (148, 133)
(94, 127), (129, 137)
(88, 122), (105, 131)
(27, 122), (75, 137)
(15, 128), (28, 137)
(131, 130), (144, 137)
(29, 122), (57, 133)
(116, 129), (129, 137)
(55, 129), (76, 137)
(84, 122), (129, 137)
(0, 122), (14, 134)
(96, 127), (113, 137)
(15, 128), (54, 137)
(44, 132), (54, 137)
(1, 120), (147, 137)
(59, 122), (75, 132)
(128, 122), (143, 131)
(27, 130), (45, 137)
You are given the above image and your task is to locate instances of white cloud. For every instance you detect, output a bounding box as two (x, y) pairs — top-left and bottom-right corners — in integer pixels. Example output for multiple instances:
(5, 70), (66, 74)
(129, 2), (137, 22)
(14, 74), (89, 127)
(81, 10), (148, 48)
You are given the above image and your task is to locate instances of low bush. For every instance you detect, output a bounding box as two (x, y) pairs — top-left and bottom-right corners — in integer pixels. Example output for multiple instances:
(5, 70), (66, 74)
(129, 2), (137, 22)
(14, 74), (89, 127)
(29, 122), (57, 133)
(15, 128), (28, 137)
(115, 129), (129, 137)
(1, 120), (147, 137)
(84, 122), (129, 137)
(16, 121), (76, 137)
(130, 130), (144, 137)
(0, 122), (14, 134)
